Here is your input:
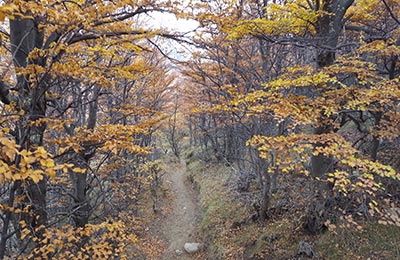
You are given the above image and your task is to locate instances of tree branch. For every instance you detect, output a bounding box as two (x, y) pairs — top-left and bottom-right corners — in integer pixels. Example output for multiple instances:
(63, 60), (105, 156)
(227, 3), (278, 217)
(381, 0), (400, 25)
(68, 30), (150, 44)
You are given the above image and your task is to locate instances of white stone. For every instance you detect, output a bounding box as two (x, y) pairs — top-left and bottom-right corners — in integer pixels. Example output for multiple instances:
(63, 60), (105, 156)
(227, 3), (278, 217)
(184, 243), (202, 254)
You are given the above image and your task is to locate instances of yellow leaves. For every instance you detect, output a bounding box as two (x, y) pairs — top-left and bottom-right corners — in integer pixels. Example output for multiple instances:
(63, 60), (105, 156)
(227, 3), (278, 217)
(48, 39), (149, 88)
(0, 132), (18, 182)
(35, 146), (47, 158)
(0, 162), (12, 183)
(249, 133), (315, 175)
(20, 226), (31, 240)
(0, 135), (79, 183)
(25, 220), (136, 259)
(0, 134), (18, 160)
(347, 0), (381, 22)
(12, 6), (161, 91)
(39, 220), (134, 258)
(265, 65), (336, 91)
(229, 1), (322, 39)
(0, 203), (29, 217)
(110, 59), (150, 82)
(57, 146), (69, 155)
(225, 52), (399, 134)
(55, 122), (152, 156)
(358, 40), (400, 68)
(72, 167), (86, 174)
(184, 0), (399, 233)
(138, 160), (164, 185)
(17, 149), (53, 182)
(40, 158), (54, 168)
(328, 171), (351, 194)
(127, 233), (138, 243)
(0, 4), (16, 21)
(251, 129), (400, 199)
(29, 171), (44, 183)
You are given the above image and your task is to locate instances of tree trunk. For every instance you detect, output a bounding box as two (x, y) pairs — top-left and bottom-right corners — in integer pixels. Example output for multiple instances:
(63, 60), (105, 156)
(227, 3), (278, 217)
(0, 182), (19, 259)
(71, 157), (90, 228)
(260, 173), (271, 221)
(70, 86), (100, 228)
(9, 15), (48, 254)
(310, 0), (354, 179)
(306, 0), (354, 234)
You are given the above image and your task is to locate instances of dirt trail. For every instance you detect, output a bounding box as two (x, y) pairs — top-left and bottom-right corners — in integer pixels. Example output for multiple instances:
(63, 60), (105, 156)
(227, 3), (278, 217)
(158, 162), (202, 260)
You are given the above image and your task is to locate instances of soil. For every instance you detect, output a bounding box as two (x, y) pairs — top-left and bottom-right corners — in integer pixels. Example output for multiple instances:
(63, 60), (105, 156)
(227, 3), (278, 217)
(148, 161), (204, 260)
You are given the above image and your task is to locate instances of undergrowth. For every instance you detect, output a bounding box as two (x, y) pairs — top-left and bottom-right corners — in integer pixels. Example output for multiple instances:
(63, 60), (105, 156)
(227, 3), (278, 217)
(185, 150), (400, 260)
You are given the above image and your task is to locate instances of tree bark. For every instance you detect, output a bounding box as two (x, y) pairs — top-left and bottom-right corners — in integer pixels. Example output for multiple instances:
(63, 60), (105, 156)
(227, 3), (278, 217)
(9, 15), (48, 253)
(71, 86), (100, 228)
(310, 0), (355, 178)
(306, 0), (354, 234)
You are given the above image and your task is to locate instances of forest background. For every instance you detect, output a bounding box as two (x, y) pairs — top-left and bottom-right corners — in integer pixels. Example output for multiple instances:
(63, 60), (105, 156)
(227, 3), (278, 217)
(0, 0), (399, 259)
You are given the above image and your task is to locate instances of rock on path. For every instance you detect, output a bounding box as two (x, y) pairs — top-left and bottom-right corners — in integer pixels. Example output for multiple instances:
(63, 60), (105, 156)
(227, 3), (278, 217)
(184, 243), (203, 254)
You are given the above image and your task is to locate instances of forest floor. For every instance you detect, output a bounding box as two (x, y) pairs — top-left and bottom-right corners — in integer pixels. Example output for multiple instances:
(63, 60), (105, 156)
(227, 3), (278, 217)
(129, 152), (400, 260)
(157, 161), (204, 259)
(131, 160), (205, 260)
(183, 157), (400, 260)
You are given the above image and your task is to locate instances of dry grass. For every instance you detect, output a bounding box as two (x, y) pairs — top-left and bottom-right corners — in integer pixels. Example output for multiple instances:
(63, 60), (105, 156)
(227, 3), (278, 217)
(186, 156), (400, 260)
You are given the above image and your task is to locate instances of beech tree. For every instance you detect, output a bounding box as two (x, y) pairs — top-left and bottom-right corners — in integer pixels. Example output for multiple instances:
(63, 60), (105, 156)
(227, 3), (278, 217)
(0, 0), (399, 258)
(183, 0), (400, 231)
(235, 0), (399, 231)
(0, 1), (177, 258)
(182, 0), (287, 220)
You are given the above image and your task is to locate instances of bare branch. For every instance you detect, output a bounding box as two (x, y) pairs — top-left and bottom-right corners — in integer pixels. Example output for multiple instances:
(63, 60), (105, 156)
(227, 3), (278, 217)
(381, 0), (400, 25)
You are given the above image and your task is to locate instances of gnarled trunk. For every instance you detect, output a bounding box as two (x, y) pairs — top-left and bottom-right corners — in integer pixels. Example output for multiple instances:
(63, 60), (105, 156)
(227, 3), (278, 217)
(306, 0), (354, 234)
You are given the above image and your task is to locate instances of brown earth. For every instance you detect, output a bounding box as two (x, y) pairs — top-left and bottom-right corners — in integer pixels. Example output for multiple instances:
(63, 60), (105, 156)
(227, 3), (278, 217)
(130, 161), (204, 260)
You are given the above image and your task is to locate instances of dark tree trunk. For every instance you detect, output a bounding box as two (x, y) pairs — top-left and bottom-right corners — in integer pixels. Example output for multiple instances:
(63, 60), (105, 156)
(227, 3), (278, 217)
(71, 157), (91, 228)
(8, 16), (48, 254)
(311, 0), (355, 177)
(0, 182), (19, 259)
(310, 0), (355, 178)
(306, 0), (355, 234)
(70, 86), (100, 228)
(259, 173), (271, 221)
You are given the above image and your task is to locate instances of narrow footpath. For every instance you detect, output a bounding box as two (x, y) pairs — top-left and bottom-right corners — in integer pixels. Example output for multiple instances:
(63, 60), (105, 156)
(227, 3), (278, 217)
(158, 161), (203, 260)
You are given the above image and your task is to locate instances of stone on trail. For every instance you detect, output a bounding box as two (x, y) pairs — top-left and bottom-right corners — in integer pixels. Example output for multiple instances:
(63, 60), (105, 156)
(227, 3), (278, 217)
(298, 241), (314, 257)
(184, 242), (202, 253)
(175, 249), (183, 256)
